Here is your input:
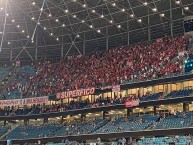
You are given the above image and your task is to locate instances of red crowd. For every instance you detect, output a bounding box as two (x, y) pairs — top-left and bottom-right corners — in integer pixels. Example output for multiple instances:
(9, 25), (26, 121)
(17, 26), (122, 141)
(1, 35), (193, 98)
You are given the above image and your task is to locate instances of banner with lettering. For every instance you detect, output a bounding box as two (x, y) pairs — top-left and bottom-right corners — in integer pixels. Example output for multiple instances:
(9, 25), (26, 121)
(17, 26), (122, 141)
(101, 86), (112, 90)
(112, 85), (120, 92)
(0, 96), (48, 107)
(125, 99), (139, 108)
(56, 88), (95, 99)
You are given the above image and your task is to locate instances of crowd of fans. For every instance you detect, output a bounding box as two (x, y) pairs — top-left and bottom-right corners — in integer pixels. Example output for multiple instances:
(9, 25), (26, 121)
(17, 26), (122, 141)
(0, 94), (133, 116)
(27, 35), (192, 96)
(48, 95), (130, 113)
(0, 35), (192, 99)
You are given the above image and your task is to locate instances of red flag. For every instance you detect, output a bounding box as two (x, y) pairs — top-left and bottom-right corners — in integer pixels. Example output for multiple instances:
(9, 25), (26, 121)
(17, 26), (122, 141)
(125, 101), (132, 108)
(127, 60), (133, 66)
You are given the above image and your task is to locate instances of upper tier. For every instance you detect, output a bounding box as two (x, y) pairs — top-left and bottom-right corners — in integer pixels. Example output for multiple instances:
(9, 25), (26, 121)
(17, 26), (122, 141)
(0, 35), (193, 99)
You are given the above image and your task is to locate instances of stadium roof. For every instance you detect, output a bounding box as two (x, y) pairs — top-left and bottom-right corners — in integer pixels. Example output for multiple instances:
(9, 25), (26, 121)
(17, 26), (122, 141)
(0, 0), (192, 63)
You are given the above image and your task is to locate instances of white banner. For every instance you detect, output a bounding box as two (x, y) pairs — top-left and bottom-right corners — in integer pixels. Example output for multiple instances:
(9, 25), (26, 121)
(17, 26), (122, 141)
(112, 85), (120, 92)
(0, 96), (49, 107)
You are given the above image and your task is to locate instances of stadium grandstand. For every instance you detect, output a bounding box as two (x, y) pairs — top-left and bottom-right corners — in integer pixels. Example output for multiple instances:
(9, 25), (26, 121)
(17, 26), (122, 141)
(0, 0), (193, 145)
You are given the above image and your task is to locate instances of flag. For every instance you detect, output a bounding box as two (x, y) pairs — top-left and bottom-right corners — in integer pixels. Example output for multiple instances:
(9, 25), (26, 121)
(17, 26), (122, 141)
(15, 60), (20, 66)
(127, 60), (133, 66)
(178, 51), (185, 57)
(156, 38), (163, 43)
(125, 99), (139, 108)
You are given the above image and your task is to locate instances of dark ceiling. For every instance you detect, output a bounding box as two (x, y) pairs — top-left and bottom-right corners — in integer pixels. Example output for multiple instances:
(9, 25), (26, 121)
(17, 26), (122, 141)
(0, 0), (192, 64)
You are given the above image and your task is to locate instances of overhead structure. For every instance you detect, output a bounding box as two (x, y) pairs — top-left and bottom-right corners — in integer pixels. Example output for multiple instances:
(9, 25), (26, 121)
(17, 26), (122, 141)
(0, 0), (192, 63)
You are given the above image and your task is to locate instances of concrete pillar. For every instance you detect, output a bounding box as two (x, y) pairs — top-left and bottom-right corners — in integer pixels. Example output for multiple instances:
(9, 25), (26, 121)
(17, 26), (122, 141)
(180, 82), (184, 90)
(125, 89), (128, 96)
(61, 99), (63, 105)
(23, 105), (27, 110)
(170, 84), (172, 93)
(103, 111), (108, 120)
(152, 86), (155, 94)
(102, 93), (104, 99)
(183, 102), (189, 112)
(4, 121), (6, 126)
(42, 103), (46, 109)
(43, 118), (48, 124)
(81, 114), (86, 121)
(127, 109), (133, 117)
(61, 116), (64, 123)
(79, 96), (82, 102)
(24, 119), (29, 126)
(153, 106), (157, 115)
(139, 88), (143, 97)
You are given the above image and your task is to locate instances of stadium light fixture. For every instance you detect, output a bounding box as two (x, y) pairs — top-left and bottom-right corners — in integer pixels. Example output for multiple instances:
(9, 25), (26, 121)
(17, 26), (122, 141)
(117, 25), (121, 28)
(11, 19), (15, 23)
(44, 27), (46, 30)
(100, 14), (104, 18)
(55, 19), (59, 22)
(81, 20), (85, 23)
(73, 15), (76, 18)
(17, 25), (20, 28)
(27, 35), (30, 38)
(92, 9), (96, 13)
(152, 8), (157, 12)
(8, 42), (10, 45)
(65, 10), (69, 13)
(56, 38), (59, 41)
(37, 22), (40, 25)
(109, 20), (113, 24)
(32, 2), (35, 5)
(90, 25), (93, 28)
(22, 30), (25, 33)
(137, 19), (142, 23)
(76, 34), (80, 37)
(50, 33), (53, 36)
(130, 14), (134, 18)
(143, 2), (148, 6)
(31, 17), (35, 20)
(62, 24), (65, 27)
(0, 8), (3, 10)
(97, 29), (101, 33)
(112, 3), (116, 7)
(48, 14), (52, 17)
(6, 13), (9, 16)
(160, 13), (165, 17)
(121, 9), (125, 12)
(175, 0), (180, 4)
(82, 4), (86, 8)
(184, 6), (189, 11)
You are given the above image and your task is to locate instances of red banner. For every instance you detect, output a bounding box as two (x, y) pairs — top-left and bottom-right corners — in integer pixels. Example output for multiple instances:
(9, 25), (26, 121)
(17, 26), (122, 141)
(112, 85), (120, 92)
(56, 88), (95, 99)
(125, 99), (139, 108)
(0, 96), (48, 107)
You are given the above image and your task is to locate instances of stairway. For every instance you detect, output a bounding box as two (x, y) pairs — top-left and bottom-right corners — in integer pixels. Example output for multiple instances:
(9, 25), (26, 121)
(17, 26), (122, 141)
(0, 125), (17, 140)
